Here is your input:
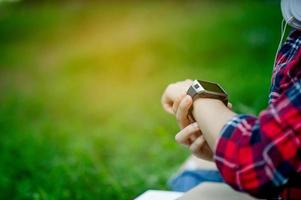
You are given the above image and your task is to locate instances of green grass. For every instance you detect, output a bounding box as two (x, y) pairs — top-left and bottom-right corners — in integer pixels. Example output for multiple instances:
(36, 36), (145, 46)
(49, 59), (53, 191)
(0, 1), (282, 199)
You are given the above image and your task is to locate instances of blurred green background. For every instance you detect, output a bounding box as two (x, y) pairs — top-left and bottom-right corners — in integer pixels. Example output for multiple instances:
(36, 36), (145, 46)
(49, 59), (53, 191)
(0, 0), (282, 199)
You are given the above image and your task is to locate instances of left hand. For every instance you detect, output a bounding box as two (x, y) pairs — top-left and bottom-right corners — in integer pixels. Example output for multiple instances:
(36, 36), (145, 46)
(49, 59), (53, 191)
(175, 95), (194, 129)
(174, 95), (233, 129)
(161, 80), (193, 115)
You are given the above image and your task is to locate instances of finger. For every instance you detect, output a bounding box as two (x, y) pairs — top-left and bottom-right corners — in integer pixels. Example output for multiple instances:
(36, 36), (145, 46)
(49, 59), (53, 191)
(227, 102), (232, 110)
(161, 94), (174, 114)
(172, 93), (186, 114)
(188, 134), (198, 145)
(176, 95), (193, 129)
(163, 102), (174, 114)
(175, 122), (200, 145)
(189, 136), (205, 154)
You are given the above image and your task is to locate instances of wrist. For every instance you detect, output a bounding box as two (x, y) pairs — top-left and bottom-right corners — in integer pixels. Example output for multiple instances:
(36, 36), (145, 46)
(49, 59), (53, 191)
(193, 98), (224, 110)
(192, 98), (236, 150)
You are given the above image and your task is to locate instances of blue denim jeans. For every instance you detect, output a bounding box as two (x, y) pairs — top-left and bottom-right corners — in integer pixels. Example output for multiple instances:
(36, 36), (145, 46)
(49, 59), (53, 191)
(168, 169), (223, 192)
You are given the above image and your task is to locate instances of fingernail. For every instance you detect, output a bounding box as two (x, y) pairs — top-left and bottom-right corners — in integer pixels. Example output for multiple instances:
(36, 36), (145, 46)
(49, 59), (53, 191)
(175, 134), (179, 141)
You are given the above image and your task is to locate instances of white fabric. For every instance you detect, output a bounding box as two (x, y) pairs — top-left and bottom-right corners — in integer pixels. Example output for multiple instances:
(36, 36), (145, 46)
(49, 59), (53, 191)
(134, 190), (183, 200)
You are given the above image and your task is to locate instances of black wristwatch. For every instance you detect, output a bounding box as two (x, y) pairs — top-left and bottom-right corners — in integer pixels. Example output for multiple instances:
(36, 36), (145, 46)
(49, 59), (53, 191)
(187, 80), (228, 106)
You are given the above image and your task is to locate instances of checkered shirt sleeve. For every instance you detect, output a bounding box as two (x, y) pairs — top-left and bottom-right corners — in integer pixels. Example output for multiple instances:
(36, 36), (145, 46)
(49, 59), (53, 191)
(214, 30), (301, 199)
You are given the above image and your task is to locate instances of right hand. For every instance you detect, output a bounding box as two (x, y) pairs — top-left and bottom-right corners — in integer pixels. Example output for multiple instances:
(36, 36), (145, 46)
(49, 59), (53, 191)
(175, 122), (213, 161)
(161, 79), (193, 115)
(174, 95), (233, 160)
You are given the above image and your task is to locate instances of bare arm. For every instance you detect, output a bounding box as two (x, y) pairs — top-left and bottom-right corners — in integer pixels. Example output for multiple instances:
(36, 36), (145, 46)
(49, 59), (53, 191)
(192, 98), (236, 151)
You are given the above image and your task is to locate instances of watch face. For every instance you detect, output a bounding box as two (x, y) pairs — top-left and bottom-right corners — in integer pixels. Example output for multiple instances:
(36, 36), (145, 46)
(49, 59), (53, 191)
(198, 80), (225, 94)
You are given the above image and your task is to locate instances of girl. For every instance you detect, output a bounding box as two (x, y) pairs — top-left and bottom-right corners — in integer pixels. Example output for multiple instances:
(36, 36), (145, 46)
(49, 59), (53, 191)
(162, 1), (301, 199)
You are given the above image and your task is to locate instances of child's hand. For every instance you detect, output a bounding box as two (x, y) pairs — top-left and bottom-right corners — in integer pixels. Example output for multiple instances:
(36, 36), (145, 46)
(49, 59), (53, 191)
(172, 94), (213, 160)
(174, 94), (233, 129)
(161, 80), (193, 115)
(174, 95), (233, 160)
(174, 95), (194, 129)
(175, 122), (213, 161)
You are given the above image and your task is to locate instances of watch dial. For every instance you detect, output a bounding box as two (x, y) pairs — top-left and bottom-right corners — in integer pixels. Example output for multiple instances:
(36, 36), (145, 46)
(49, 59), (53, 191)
(199, 81), (225, 94)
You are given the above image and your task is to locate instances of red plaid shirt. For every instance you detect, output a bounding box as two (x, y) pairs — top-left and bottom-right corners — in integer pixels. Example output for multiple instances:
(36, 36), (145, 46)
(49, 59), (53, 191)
(214, 30), (301, 200)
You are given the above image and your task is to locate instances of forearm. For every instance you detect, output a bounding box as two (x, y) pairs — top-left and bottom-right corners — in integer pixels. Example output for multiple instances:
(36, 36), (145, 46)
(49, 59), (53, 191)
(192, 98), (236, 151)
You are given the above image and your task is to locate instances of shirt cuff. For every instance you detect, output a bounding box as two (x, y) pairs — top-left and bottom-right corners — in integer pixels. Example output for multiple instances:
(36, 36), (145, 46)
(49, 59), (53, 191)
(214, 114), (257, 164)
